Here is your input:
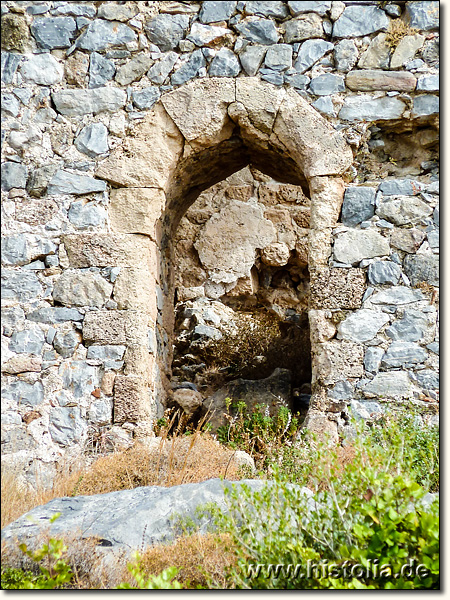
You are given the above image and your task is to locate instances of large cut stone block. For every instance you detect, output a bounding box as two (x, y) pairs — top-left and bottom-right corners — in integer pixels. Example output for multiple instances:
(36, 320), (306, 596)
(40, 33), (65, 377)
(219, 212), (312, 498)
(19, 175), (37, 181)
(310, 268), (366, 309)
(314, 340), (364, 385)
(110, 188), (166, 240)
(309, 176), (345, 229)
(114, 375), (151, 423)
(83, 310), (149, 347)
(113, 267), (158, 316)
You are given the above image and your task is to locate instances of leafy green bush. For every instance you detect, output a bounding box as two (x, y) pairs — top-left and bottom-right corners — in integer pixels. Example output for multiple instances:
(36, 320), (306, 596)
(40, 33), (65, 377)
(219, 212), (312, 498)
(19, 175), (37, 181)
(116, 557), (182, 589)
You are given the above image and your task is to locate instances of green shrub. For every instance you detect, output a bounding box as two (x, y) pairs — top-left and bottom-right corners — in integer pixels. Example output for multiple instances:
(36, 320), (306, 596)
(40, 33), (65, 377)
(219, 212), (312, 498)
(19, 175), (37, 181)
(116, 557), (182, 589)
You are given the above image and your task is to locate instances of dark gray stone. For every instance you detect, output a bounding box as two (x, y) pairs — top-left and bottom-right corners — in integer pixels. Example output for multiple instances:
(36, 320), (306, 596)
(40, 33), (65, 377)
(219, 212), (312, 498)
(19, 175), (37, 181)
(368, 261), (402, 286)
(239, 44), (266, 76)
(1, 52), (22, 84)
(364, 346), (384, 374)
(52, 88), (127, 116)
(405, 1), (439, 31)
(1, 270), (43, 302)
(89, 52), (116, 89)
(1, 92), (20, 117)
(27, 306), (83, 324)
(341, 186), (376, 226)
(30, 17), (76, 49)
(86, 344), (126, 369)
(334, 38), (359, 72)
(147, 51), (178, 84)
(412, 94), (439, 118)
(294, 39), (334, 74)
(1, 380), (44, 407)
(74, 123), (109, 158)
(171, 50), (206, 86)
(49, 407), (87, 446)
(386, 310), (428, 343)
(328, 380), (354, 401)
(264, 44), (292, 71)
(310, 73), (345, 95)
(235, 17), (279, 44)
(48, 171), (107, 196)
(404, 254), (439, 286)
(132, 86), (161, 110)
(1, 161), (28, 191)
(209, 47), (241, 77)
(259, 68), (284, 85)
(245, 1), (288, 18)
(68, 201), (106, 229)
(332, 5), (390, 38)
(382, 341), (427, 367)
(288, 1), (331, 16)
(145, 14), (190, 52)
(9, 328), (45, 355)
(433, 205), (439, 227)
(379, 179), (424, 195)
(76, 19), (137, 52)
(59, 360), (100, 399)
(1, 234), (57, 267)
(199, 1), (237, 23)
(415, 369), (439, 390)
(53, 329), (80, 358)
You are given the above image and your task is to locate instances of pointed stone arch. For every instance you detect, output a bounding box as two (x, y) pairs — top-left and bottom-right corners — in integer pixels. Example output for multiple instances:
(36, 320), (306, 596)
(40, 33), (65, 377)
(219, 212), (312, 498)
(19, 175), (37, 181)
(91, 77), (355, 440)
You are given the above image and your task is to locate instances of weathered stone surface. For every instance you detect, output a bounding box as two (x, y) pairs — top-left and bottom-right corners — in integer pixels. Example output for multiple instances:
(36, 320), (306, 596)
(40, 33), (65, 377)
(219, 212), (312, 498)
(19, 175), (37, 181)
(76, 19), (136, 51)
(333, 5), (389, 38)
(89, 399), (113, 425)
(341, 186), (376, 226)
(89, 52), (116, 88)
(236, 17), (280, 44)
(30, 17), (76, 49)
(358, 32), (391, 69)
(74, 123), (109, 157)
(378, 179), (423, 196)
(264, 44), (293, 72)
(2, 307), (25, 337)
(171, 49), (206, 85)
(47, 171), (106, 196)
(346, 70), (416, 92)
(386, 310), (429, 342)
(363, 346), (384, 374)
(1, 270), (43, 302)
(132, 87), (161, 110)
(147, 51), (178, 84)
(1, 380), (44, 407)
(209, 48), (241, 77)
(27, 306), (83, 324)
(338, 309), (389, 343)
(416, 74), (439, 92)
(310, 268), (365, 309)
(1, 53), (22, 84)
(1, 162), (28, 191)
(412, 95), (439, 118)
(20, 53), (63, 85)
(52, 88), (127, 116)
(310, 73), (345, 95)
(172, 387), (203, 417)
(333, 229), (390, 265)
(26, 166), (58, 199)
(114, 375), (150, 423)
(49, 407), (87, 446)
(9, 327), (45, 355)
(53, 4), (97, 17)
(390, 34), (425, 69)
(261, 242), (291, 266)
(68, 201), (106, 229)
(53, 328), (81, 358)
(239, 44), (266, 76)
(415, 369), (439, 390)
(145, 14), (190, 51)
(113, 267), (157, 315)
(314, 340), (364, 385)
(53, 271), (112, 307)
(376, 196), (432, 226)
(312, 96), (335, 117)
(339, 96), (405, 121)
(199, 1), (237, 23)
(368, 260), (402, 286)
(115, 54), (152, 86)
(334, 38), (358, 72)
(404, 254), (439, 287)
(195, 200), (275, 285)
(328, 379), (354, 401)
(1, 234), (56, 267)
(363, 371), (417, 398)
(1, 14), (30, 52)
(294, 39), (333, 74)
(284, 13), (324, 43)
(370, 286), (424, 305)
(382, 341), (427, 367)
(246, 1), (288, 18)
(272, 88), (353, 177)
(97, 3), (137, 21)
(83, 310), (148, 347)
(109, 187), (165, 240)
(187, 23), (231, 46)
(87, 345), (126, 370)
(404, 1), (439, 31)
(59, 361), (100, 399)
(288, 1), (331, 16)
(2, 354), (42, 375)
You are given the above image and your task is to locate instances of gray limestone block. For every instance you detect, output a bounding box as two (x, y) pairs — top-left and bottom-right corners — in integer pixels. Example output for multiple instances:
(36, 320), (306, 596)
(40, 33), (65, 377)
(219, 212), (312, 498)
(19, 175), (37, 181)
(1, 92), (20, 117)
(54, 3), (97, 17)
(1, 162), (28, 191)
(332, 5), (390, 38)
(264, 43), (293, 71)
(370, 286), (424, 306)
(76, 19), (137, 52)
(144, 14), (190, 52)
(48, 171), (106, 196)
(404, 1), (439, 31)
(75, 123), (109, 158)
(341, 186), (376, 226)
(171, 50), (206, 86)
(115, 54), (152, 86)
(20, 53), (63, 85)
(238, 44), (266, 76)
(52, 88), (127, 116)
(415, 369), (439, 390)
(339, 96), (406, 121)
(294, 39), (334, 73)
(53, 271), (112, 308)
(147, 51), (178, 84)
(334, 39), (358, 72)
(27, 306), (84, 324)
(333, 229), (390, 265)
(89, 52), (116, 89)
(1, 379), (44, 407)
(416, 74), (439, 92)
(30, 17), (76, 49)
(337, 309), (389, 343)
(310, 73), (345, 95)
(209, 48), (241, 77)
(132, 87), (161, 110)
(378, 179), (424, 196)
(288, 1), (331, 16)
(245, 1), (289, 19)
(259, 68), (284, 86)
(89, 399), (113, 426)
(363, 346), (384, 374)
(285, 72), (309, 90)
(412, 94), (439, 118)
(9, 327), (46, 355)
(382, 341), (427, 368)
(2, 307), (25, 337)
(312, 96), (335, 116)
(49, 406), (87, 446)
(1, 52), (22, 84)
(328, 379), (354, 400)
(368, 261), (402, 286)
(1, 234), (57, 267)
(199, 1), (237, 23)
(68, 201), (107, 229)
(350, 399), (383, 420)
(59, 360), (100, 399)
(386, 310), (429, 343)
(53, 329), (80, 358)
(1, 270), (43, 303)
(235, 17), (280, 44)
(86, 344), (126, 369)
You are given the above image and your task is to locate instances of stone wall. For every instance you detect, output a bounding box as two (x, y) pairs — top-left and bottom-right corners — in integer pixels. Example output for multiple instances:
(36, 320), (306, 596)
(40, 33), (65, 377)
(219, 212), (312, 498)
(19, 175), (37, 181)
(1, 0), (439, 485)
